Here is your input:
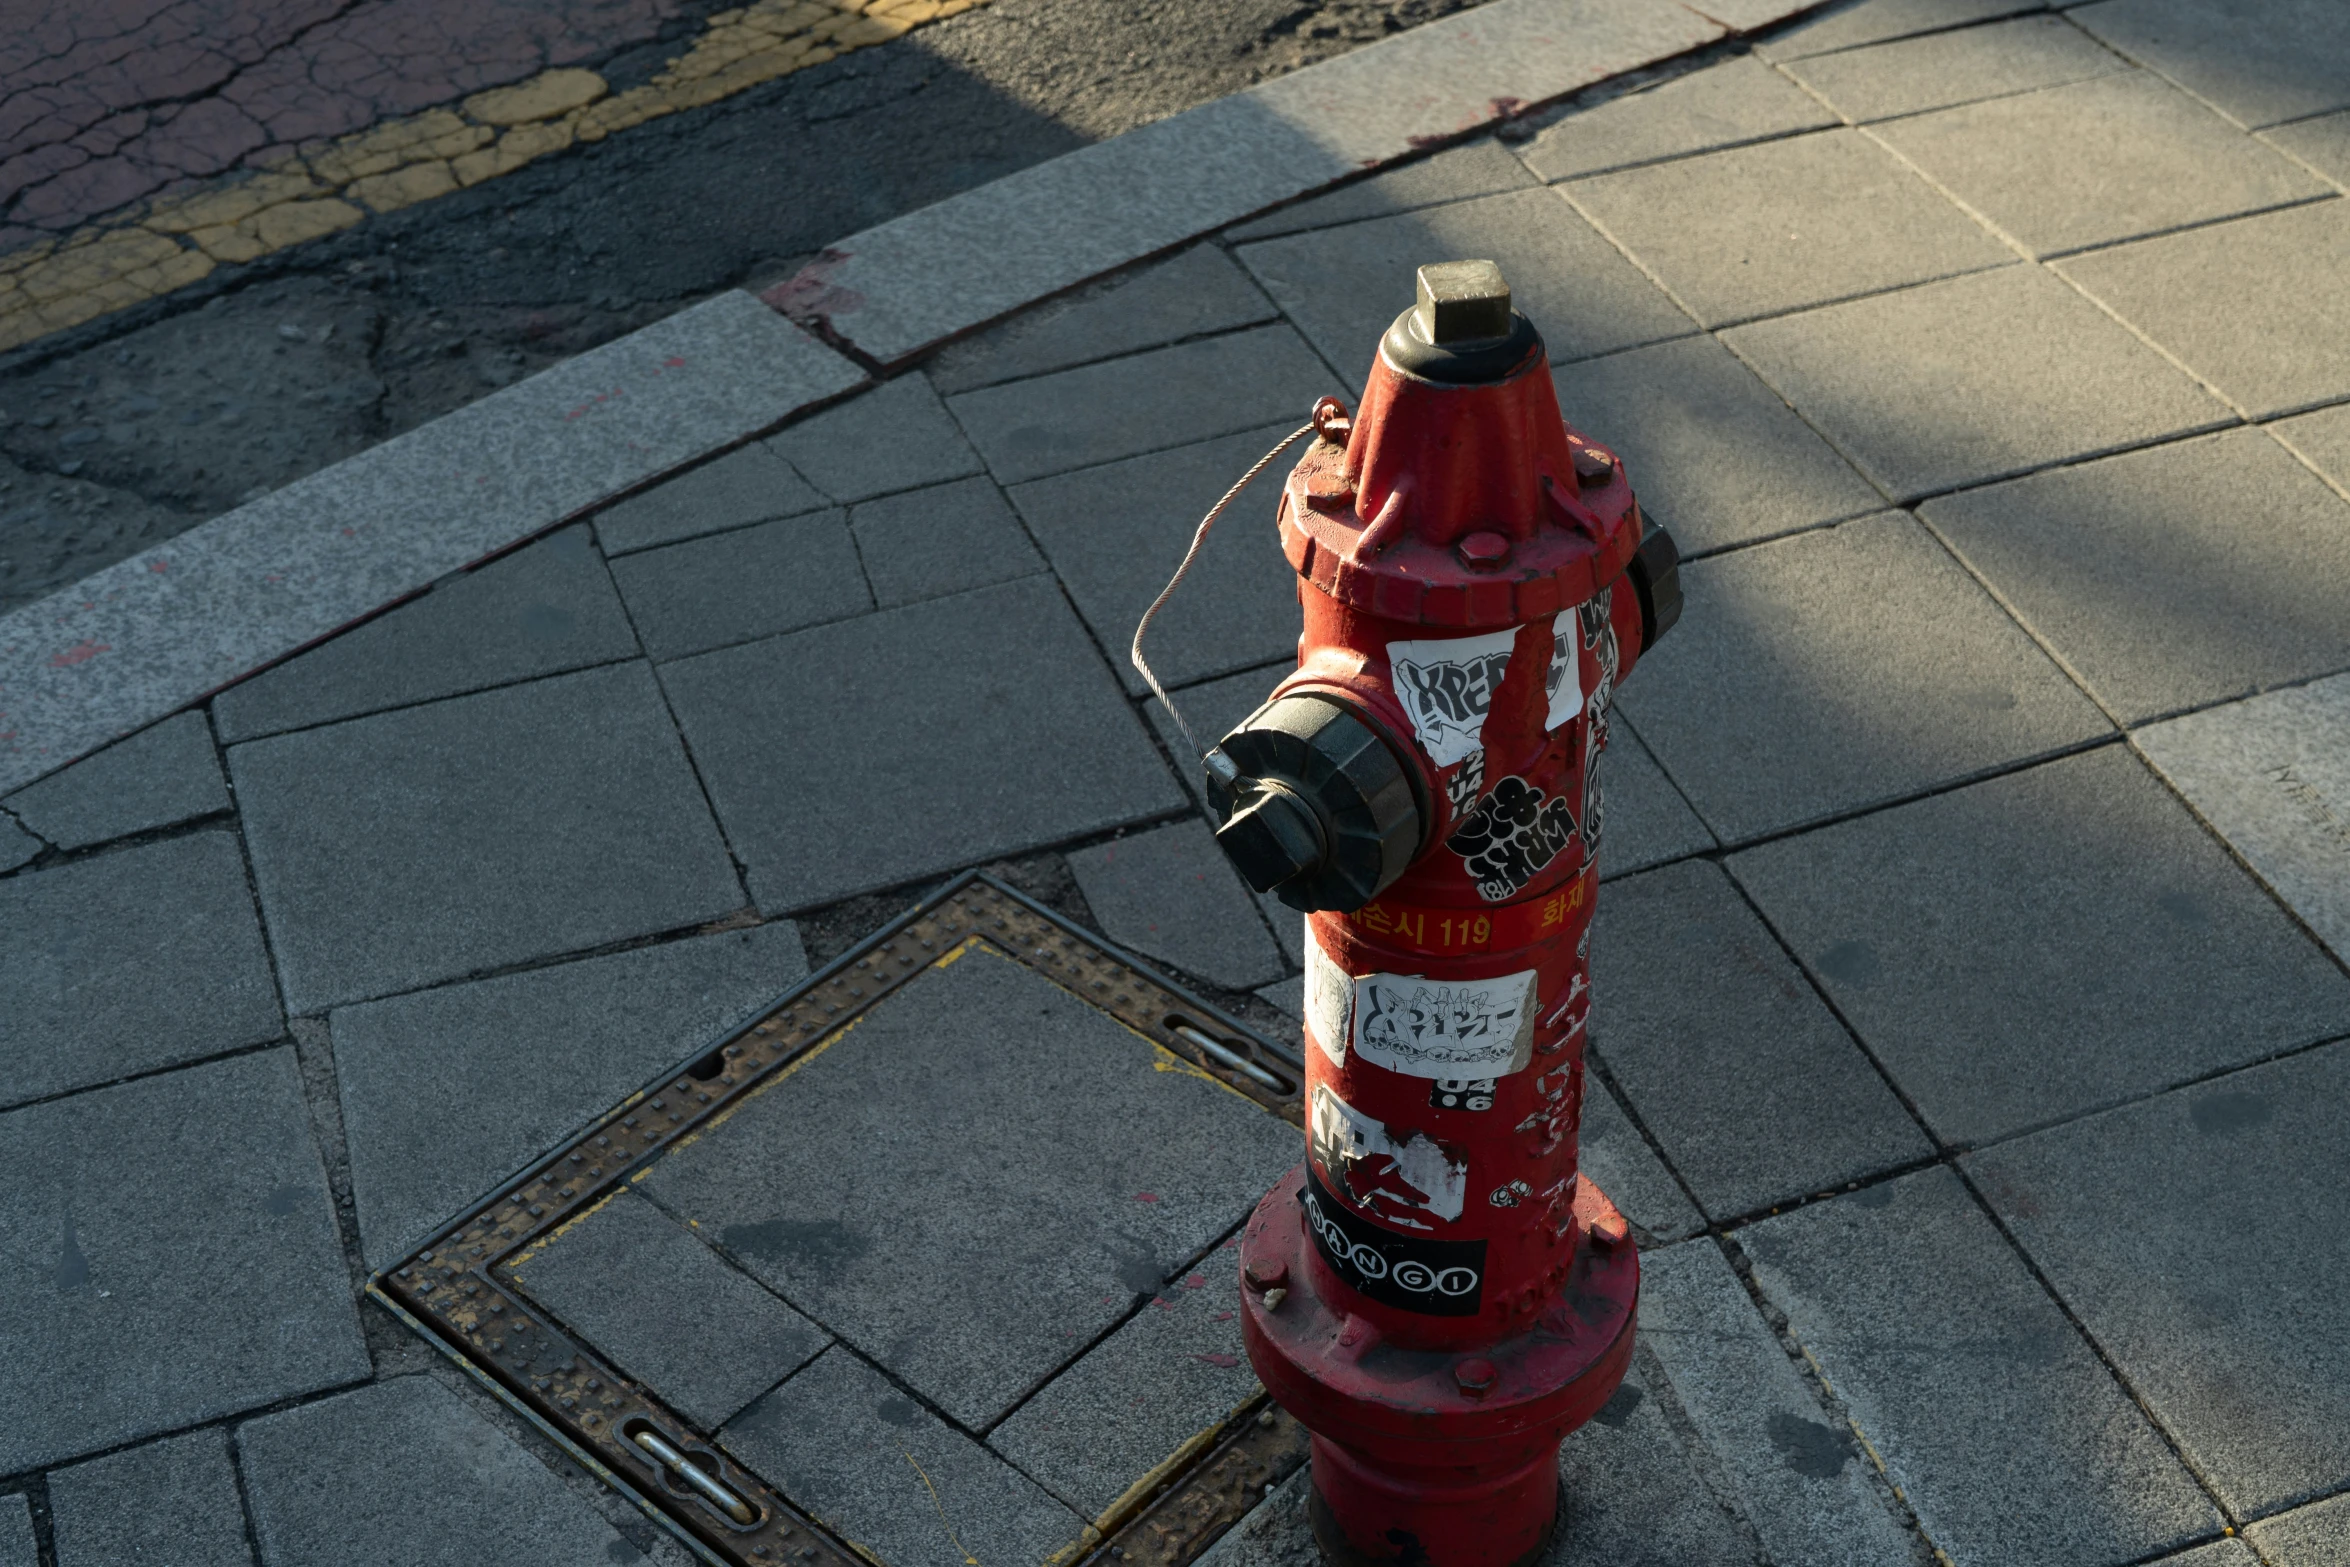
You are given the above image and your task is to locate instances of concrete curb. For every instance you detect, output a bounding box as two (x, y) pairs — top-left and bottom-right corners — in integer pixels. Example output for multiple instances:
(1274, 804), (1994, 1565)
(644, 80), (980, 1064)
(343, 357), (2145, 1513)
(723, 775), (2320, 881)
(0, 0), (1818, 795)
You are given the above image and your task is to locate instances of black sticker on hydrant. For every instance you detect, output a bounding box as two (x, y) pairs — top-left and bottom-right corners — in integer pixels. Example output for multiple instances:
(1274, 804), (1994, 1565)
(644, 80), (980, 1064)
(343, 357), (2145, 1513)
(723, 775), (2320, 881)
(1447, 775), (1579, 902)
(1302, 1171), (1486, 1316)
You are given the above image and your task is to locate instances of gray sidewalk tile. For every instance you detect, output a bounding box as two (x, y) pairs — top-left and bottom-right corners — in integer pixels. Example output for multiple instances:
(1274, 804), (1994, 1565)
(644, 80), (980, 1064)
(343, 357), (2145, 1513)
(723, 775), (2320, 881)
(209, 526), (639, 742)
(1239, 187), (1696, 378)
(1967, 1043), (2350, 1519)
(0, 292), (859, 798)
(2134, 673), (2350, 964)
(1873, 71), (2326, 258)
(1580, 1073), (1705, 1244)
(1592, 861), (1931, 1219)
(1638, 1241), (1920, 1567)
(2265, 110), (2350, 186)
(645, 948), (1299, 1430)
(0, 1049), (368, 1476)
(1565, 129), (2014, 327)
(928, 246), (1278, 396)
(764, 375), (981, 504)
(1226, 139), (1535, 242)
(1922, 429), (2350, 722)
(2, 710), (224, 849)
(333, 922), (805, 1271)
(2056, 202), (2350, 420)
(0, 814), (37, 871)
(946, 325), (1338, 487)
(660, 576), (1182, 913)
(1069, 821), (1288, 992)
(49, 1428), (254, 1567)
(1740, 1167), (2219, 1567)
(507, 1190), (828, 1431)
(722, 1349), (1083, 1567)
(1555, 333), (1884, 557)
(1015, 424), (1312, 698)
(232, 661), (742, 1013)
(1551, 1354), (1762, 1565)
(1722, 264), (2230, 502)
(1597, 719), (1717, 878)
(2150, 1545), (2260, 1567)
(2, 831), (281, 1109)
(593, 442), (830, 557)
(238, 1375), (644, 1567)
(1786, 13), (2125, 122)
(1615, 511), (2109, 843)
(1728, 747), (2350, 1145)
(0, 1502), (23, 1567)
(1758, 0), (2047, 61)
(991, 1239), (1255, 1519)
(1522, 55), (1836, 182)
(2249, 1493), (2350, 1566)
(850, 477), (1046, 609)
(2275, 402), (2350, 491)
(1257, 976), (1304, 1018)
(609, 510), (869, 660)
(2070, 0), (2350, 130)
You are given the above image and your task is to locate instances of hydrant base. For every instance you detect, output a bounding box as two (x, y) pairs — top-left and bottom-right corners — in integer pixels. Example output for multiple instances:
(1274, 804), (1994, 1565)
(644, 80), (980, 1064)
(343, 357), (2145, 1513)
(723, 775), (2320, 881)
(1306, 1436), (1560, 1567)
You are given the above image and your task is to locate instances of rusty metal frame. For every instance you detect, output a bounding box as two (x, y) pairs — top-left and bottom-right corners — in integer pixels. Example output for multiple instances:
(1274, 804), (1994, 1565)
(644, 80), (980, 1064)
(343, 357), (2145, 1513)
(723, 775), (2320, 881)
(370, 871), (1312, 1567)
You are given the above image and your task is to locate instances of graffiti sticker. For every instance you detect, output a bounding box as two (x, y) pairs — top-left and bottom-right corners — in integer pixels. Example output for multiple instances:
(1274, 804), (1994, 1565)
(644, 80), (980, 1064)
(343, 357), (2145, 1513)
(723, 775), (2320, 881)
(1355, 966), (1538, 1078)
(1544, 609), (1584, 732)
(1387, 628), (1516, 768)
(1309, 1085), (1467, 1230)
(1302, 1172), (1486, 1316)
(1447, 775), (1580, 902)
(1303, 936), (1354, 1068)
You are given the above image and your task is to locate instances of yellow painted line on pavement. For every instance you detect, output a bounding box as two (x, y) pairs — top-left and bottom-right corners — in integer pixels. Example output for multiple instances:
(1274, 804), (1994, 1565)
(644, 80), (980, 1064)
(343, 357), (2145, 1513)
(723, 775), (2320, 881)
(0, 0), (987, 354)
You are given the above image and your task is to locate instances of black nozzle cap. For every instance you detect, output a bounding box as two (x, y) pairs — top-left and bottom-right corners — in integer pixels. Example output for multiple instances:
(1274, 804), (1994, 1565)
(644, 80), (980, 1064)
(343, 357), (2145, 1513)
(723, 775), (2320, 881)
(1628, 520), (1682, 651)
(1215, 787), (1326, 894)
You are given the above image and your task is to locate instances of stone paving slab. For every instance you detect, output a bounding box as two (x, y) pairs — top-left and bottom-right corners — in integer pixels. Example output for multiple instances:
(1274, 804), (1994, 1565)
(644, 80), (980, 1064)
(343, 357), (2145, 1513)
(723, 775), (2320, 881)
(1580, 1072), (1705, 1244)
(1068, 821), (1288, 993)
(47, 1427), (254, 1567)
(1723, 263), (2230, 502)
(2056, 201), (2350, 421)
(0, 1048), (369, 1476)
(1597, 719), (1718, 879)
(1550, 1356), (1761, 1564)
(2275, 402), (2350, 491)
(0, 814), (37, 871)
(1566, 129), (2013, 328)
(1728, 747), (2350, 1146)
(946, 325), (1339, 488)
(1740, 1166), (2219, 1567)
(0, 1500), (25, 1567)
(1238, 186), (1697, 381)
(765, 375), (984, 506)
(2, 830), (282, 1110)
(332, 921), (806, 1271)
(2264, 110), (2350, 187)
(209, 526), (640, 743)
(2134, 672), (2350, 964)
(1, 709), (224, 849)
(2248, 1492), (2350, 1566)
(642, 947), (1298, 1431)
(1784, 12), (2125, 123)
(1873, 71), (2326, 259)
(1225, 140), (1536, 243)
(608, 511), (870, 661)
(2070, 0), (2350, 130)
(237, 1374), (659, 1567)
(1616, 510), (2109, 843)
(721, 1349), (1083, 1567)
(1553, 332), (1885, 558)
(232, 660), (744, 1013)
(1015, 423), (1311, 698)
(1638, 1240), (1921, 1567)
(990, 1238), (1256, 1520)
(1922, 428), (2350, 723)
(1757, 0), (2047, 62)
(2154, 1544), (2261, 1567)
(592, 443), (832, 558)
(1591, 860), (1930, 1219)
(508, 1189), (829, 1432)
(659, 575), (1181, 914)
(1522, 54), (1837, 183)
(927, 247), (1279, 397)
(1967, 1042), (2350, 1519)
(0, 292), (860, 797)
(850, 477), (1048, 611)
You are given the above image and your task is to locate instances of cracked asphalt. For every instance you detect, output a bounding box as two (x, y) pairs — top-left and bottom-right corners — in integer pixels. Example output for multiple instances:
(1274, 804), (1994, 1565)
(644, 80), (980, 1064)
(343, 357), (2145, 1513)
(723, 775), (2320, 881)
(0, 0), (1489, 615)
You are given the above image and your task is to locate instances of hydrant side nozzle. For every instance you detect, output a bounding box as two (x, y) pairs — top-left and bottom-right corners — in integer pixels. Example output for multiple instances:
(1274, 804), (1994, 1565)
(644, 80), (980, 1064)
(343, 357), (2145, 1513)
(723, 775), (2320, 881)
(1204, 693), (1423, 912)
(1627, 520), (1683, 652)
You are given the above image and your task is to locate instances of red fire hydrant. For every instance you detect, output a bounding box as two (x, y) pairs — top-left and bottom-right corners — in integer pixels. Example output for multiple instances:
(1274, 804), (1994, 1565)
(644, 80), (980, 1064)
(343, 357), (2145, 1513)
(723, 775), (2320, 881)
(1206, 260), (1680, 1566)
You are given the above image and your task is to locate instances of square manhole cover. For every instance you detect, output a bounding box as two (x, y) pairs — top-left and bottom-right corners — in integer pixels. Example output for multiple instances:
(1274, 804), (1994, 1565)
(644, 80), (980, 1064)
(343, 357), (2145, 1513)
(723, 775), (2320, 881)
(374, 876), (1313, 1567)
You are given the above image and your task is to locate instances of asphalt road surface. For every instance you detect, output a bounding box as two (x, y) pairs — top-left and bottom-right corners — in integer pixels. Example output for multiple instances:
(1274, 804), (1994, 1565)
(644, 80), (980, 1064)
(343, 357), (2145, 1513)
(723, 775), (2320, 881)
(0, 0), (1491, 613)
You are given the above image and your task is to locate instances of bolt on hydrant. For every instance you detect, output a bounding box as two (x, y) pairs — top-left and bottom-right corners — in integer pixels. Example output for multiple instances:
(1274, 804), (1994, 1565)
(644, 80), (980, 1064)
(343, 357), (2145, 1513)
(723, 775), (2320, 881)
(1177, 260), (1681, 1566)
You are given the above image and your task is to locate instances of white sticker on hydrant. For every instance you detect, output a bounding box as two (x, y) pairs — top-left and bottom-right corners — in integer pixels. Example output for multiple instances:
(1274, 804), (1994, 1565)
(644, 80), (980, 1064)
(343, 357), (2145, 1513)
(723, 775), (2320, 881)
(1310, 1085), (1467, 1229)
(1305, 931), (1537, 1079)
(1387, 628), (1516, 767)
